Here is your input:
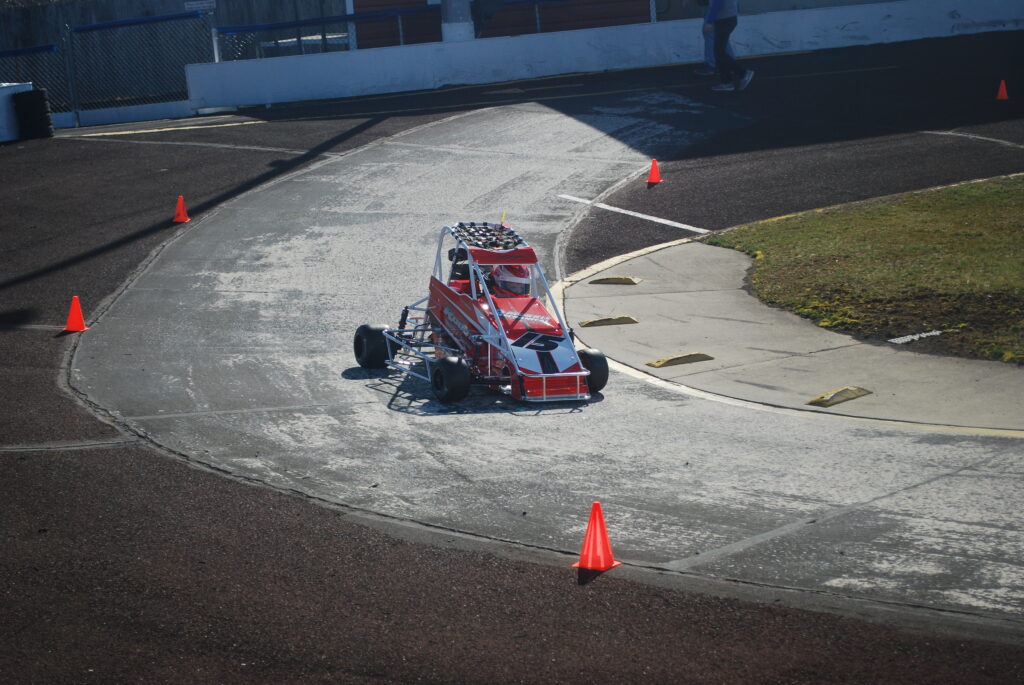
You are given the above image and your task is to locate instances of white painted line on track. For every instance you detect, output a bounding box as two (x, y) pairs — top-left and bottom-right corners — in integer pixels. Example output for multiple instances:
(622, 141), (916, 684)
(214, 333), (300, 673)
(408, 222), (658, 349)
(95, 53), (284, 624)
(126, 402), (339, 422)
(921, 130), (1024, 150)
(72, 120), (263, 137)
(0, 438), (141, 453)
(558, 194), (710, 234)
(484, 83), (584, 95)
(0, 324), (64, 331)
(64, 137), (311, 156)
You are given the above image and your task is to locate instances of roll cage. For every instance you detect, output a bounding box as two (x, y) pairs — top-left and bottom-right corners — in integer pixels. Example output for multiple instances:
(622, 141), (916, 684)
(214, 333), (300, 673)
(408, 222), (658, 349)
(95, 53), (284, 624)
(380, 222), (592, 401)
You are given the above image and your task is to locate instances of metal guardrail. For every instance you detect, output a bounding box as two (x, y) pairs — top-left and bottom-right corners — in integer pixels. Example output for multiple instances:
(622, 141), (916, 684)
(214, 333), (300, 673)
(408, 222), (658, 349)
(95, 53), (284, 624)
(215, 6), (442, 61)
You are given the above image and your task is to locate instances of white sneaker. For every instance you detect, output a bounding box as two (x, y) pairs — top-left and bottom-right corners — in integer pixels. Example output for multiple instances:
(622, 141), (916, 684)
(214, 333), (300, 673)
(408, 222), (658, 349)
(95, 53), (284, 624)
(737, 70), (755, 91)
(711, 82), (736, 92)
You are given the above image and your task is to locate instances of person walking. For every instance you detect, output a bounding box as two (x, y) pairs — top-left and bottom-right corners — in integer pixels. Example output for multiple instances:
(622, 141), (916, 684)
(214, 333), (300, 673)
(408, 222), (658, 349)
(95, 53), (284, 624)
(704, 0), (753, 91)
(684, 0), (733, 77)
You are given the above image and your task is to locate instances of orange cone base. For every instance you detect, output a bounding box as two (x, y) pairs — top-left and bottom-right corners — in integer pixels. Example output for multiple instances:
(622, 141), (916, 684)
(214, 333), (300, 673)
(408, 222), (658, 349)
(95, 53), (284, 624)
(573, 559), (622, 572)
(647, 159), (662, 184)
(64, 296), (88, 332)
(173, 195), (191, 223)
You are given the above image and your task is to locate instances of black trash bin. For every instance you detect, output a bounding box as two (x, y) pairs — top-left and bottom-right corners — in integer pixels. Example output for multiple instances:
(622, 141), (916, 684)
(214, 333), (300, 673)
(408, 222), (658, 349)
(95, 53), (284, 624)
(12, 88), (54, 140)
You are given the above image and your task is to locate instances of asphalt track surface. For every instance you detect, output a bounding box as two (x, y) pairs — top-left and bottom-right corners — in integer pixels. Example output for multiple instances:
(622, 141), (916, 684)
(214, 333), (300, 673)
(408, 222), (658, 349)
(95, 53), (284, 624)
(2, 32), (1024, 683)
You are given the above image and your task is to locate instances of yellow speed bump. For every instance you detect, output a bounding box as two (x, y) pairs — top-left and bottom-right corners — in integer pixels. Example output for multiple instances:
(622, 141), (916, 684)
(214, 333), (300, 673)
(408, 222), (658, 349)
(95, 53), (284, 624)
(646, 353), (714, 368)
(807, 386), (872, 408)
(589, 276), (643, 285)
(578, 315), (639, 327)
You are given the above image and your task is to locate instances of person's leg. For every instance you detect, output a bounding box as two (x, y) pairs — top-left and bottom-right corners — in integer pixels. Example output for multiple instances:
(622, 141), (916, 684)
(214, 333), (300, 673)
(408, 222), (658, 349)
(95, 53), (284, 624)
(703, 23), (716, 68)
(713, 16), (739, 83)
(692, 8), (717, 76)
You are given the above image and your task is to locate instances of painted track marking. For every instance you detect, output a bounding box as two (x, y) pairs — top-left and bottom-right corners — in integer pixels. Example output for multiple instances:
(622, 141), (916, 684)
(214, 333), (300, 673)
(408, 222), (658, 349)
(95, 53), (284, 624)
(559, 194), (710, 234)
(921, 130), (1024, 150)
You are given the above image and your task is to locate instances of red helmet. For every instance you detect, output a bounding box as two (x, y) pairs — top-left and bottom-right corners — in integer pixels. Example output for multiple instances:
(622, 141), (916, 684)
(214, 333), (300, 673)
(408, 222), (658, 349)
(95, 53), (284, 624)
(492, 264), (531, 296)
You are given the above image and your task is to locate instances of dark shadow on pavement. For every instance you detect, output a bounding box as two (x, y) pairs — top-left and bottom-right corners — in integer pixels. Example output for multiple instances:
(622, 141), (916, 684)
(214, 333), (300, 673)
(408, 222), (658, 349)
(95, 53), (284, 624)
(0, 308), (37, 328)
(576, 568), (604, 586)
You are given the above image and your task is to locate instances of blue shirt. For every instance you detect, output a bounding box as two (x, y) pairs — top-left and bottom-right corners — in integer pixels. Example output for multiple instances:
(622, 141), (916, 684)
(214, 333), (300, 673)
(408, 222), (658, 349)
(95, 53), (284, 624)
(706, 0), (738, 23)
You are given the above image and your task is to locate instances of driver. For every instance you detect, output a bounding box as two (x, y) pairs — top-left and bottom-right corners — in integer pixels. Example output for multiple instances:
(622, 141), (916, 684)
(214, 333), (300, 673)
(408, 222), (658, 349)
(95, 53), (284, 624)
(490, 264), (531, 296)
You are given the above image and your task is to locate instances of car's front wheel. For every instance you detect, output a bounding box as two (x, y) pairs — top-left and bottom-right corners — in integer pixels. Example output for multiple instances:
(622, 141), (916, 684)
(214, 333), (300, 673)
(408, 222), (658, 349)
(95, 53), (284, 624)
(578, 348), (608, 394)
(354, 324), (390, 369)
(432, 356), (471, 402)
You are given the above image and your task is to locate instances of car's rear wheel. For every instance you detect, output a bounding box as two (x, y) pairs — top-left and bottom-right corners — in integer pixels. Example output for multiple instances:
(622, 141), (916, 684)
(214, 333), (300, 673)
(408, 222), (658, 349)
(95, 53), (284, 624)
(578, 348), (608, 393)
(432, 356), (471, 402)
(354, 324), (390, 369)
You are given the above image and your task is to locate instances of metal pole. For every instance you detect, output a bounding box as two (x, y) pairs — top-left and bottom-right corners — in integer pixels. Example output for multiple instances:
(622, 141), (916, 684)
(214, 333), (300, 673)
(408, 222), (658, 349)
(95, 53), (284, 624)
(63, 27), (80, 127)
(320, 0), (328, 52)
(441, 0), (474, 42)
(346, 0), (357, 50)
(211, 27), (221, 62)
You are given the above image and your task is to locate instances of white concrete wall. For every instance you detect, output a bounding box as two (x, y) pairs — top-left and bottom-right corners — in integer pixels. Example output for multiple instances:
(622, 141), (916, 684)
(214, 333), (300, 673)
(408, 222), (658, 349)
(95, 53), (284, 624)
(0, 82), (34, 142)
(186, 0), (1023, 110)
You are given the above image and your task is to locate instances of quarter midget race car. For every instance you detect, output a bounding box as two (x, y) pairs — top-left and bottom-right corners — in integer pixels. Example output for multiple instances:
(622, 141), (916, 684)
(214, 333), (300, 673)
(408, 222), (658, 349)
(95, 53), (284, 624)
(353, 222), (608, 402)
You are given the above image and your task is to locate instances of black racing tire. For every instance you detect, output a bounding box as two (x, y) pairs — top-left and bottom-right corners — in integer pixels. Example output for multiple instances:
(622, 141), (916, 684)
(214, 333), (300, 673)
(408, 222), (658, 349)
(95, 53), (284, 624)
(578, 348), (609, 394)
(432, 356), (471, 402)
(353, 324), (390, 369)
(12, 89), (53, 140)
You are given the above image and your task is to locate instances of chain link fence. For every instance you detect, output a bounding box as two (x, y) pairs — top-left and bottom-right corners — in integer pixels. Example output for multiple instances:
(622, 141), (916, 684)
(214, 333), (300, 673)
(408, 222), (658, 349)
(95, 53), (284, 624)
(216, 17), (351, 62)
(0, 44), (71, 112)
(68, 11), (214, 111)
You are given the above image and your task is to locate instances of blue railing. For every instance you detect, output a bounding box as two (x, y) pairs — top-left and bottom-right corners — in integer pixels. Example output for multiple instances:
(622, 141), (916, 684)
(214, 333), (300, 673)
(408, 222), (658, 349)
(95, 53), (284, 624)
(214, 5), (442, 60)
(216, 6), (440, 36)
(0, 44), (59, 59)
(71, 10), (208, 34)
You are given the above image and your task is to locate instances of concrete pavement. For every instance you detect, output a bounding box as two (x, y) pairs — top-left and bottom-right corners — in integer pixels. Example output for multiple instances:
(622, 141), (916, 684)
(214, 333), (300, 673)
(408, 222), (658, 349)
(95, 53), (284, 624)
(67, 91), (1024, 628)
(5, 31), (1024, 683)
(565, 239), (1024, 434)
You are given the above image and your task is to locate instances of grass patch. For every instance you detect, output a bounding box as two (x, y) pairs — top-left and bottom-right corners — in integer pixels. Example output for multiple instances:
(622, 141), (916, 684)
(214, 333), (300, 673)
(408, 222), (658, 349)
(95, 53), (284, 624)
(706, 174), (1024, 364)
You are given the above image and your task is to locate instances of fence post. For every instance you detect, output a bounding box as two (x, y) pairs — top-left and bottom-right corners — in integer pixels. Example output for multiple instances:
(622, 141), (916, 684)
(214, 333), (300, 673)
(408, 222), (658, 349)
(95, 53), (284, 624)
(211, 26), (221, 62)
(62, 26), (80, 127)
(346, 0), (358, 50)
(441, 0), (474, 42)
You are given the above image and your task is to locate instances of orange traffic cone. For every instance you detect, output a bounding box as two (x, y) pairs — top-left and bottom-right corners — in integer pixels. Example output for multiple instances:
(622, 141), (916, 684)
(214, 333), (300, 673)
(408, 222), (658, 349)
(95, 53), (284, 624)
(997, 80), (1009, 101)
(64, 296), (88, 332)
(572, 501), (622, 572)
(647, 159), (662, 185)
(173, 195), (191, 223)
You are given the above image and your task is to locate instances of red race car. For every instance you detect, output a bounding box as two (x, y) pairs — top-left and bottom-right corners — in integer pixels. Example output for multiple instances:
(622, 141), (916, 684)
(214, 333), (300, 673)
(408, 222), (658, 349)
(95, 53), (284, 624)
(354, 222), (608, 402)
